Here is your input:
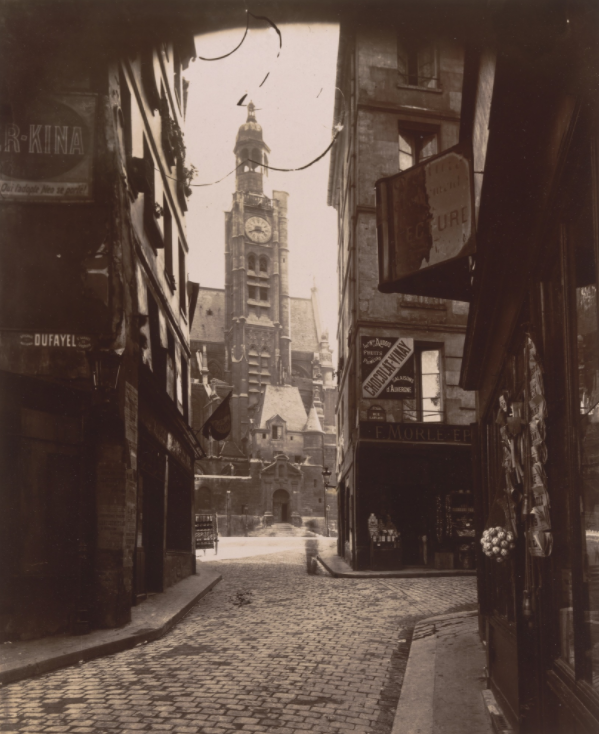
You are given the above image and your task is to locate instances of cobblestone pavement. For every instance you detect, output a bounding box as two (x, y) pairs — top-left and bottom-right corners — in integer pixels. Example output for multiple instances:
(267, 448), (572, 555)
(0, 542), (476, 734)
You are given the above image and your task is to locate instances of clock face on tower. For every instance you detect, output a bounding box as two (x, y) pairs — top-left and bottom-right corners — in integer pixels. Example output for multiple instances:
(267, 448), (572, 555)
(245, 216), (272, 243)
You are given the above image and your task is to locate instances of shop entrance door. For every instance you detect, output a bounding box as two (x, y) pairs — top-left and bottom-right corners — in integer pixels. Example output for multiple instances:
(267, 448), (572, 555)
(394, 485), (431, 566)
(273, 489), (290, 523)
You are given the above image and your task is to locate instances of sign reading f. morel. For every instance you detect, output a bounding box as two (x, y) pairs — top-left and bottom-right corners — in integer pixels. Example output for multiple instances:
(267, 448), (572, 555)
(361, 336), (415, 400)
(0, 94), (96, 202)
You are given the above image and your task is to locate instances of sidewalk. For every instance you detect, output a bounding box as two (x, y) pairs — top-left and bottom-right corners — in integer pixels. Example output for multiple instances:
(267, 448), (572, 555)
(391, 611), (495, 734)
(0, 567), (221, 686)
(317, 545), (476, 578)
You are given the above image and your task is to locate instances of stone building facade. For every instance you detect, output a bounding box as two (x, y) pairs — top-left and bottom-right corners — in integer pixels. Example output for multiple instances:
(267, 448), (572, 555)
(0, 6), (200, 640)
(328, 16), (476, 569)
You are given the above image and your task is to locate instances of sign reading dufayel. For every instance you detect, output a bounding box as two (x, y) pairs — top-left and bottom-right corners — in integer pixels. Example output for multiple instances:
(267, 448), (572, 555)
(0, 94), (96, 202)
(361, 336), (415, 400)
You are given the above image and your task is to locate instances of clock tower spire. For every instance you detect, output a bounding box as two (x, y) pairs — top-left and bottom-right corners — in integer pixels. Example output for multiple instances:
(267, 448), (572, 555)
(225, 104), (290, 446)
(234, 102), (270, 195)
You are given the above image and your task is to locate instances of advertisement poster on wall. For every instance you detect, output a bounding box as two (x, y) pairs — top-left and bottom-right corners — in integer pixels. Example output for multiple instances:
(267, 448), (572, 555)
(0, 94), (96, 202)
(361, 335), (415, 399)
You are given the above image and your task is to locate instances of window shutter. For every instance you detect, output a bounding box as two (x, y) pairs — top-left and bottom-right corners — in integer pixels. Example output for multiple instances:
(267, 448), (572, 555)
(397, 38), (408, 85)
(399, 131), (414, 171)
(420, 134), (438, 162)
(417, 45), (438, 88)
(141, 48), (161, 111)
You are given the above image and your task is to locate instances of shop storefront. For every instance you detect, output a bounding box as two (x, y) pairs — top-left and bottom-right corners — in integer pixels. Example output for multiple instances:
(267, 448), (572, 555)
(350, 422), (473, 571)
(456, 9), (599, 731)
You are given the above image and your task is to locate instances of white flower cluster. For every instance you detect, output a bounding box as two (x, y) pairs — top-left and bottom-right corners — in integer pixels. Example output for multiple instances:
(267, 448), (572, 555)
(480, 526), (515, 563)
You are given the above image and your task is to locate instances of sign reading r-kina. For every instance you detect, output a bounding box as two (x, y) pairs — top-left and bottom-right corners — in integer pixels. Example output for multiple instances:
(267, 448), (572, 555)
(0, 94), (96, 202)
(361, 336), (415, 400)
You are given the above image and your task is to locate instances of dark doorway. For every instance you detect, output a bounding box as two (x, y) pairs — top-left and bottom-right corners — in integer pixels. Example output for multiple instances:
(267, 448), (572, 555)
(366, 482), (435, 567)
(273, 489), (290, 523)
(136, 431), (166, 598)
(141, 471), (165, 593)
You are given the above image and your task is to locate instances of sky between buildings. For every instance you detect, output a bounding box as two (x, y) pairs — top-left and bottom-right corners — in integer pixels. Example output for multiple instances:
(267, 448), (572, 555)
(184, 22), (340, 355)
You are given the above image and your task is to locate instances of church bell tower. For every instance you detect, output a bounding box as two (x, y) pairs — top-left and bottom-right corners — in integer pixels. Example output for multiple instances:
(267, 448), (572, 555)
(224, 103), (291, 445)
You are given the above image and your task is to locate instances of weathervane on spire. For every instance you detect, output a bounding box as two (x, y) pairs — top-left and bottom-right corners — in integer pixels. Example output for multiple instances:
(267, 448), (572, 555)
(247, 101), (256, 121)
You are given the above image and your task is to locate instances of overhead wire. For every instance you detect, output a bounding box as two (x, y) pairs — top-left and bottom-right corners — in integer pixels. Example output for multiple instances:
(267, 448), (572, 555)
(157, 85), (347, 187)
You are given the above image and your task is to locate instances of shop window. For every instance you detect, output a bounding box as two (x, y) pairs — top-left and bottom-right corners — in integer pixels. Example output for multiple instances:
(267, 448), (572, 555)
(571, 196), (599, 690)
(399, 128), (438, 171)
(397, 38), (439, 89)
(178, 240), (186, 314)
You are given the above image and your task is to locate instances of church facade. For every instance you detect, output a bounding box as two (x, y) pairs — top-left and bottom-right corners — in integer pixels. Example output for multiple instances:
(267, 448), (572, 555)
(190, 105), (337, 530)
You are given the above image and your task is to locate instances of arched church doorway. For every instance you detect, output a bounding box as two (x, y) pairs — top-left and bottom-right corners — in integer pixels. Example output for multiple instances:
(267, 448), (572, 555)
(273, 489), (290, 523)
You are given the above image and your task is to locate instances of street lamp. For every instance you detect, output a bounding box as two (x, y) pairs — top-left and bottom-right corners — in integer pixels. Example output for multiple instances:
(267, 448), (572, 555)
(322, 466), (331, 537)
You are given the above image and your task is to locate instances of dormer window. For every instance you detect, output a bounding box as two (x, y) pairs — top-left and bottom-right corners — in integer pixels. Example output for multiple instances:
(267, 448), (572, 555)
(272, 425), (282, 439)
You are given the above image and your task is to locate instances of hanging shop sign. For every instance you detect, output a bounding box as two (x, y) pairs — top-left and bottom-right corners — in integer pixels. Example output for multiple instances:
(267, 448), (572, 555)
(0, 94), (96, 202)
(375, 143), (475, 301)
(360, 421), (472, 445)
(361, 336), (415, 400)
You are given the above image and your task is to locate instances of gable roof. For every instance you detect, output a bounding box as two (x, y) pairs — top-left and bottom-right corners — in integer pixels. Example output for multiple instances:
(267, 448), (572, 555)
(290, 297), (319, 353)
(255, 385), (308, 432)
(191, 288), (225, 343)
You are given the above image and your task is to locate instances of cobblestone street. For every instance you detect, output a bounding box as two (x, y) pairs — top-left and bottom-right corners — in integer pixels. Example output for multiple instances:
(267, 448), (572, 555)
(0, 540), (476, 734)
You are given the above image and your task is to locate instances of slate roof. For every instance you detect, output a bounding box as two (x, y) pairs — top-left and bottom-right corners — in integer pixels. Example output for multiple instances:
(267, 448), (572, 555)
(290, 297), (319, 353)
(255, 385), (308, 432)
(191, 288), (225, 343)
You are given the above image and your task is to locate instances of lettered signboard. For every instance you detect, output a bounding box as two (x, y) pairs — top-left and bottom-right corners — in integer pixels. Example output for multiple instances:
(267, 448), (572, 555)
(376, 143), (475, 301)
(0, 94), (96, 202)
(361, 335), (415, 400)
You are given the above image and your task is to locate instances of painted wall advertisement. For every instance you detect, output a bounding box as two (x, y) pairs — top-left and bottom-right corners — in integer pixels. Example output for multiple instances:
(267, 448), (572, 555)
(361, 336), (415, 400)
(0, 94), (96, 202)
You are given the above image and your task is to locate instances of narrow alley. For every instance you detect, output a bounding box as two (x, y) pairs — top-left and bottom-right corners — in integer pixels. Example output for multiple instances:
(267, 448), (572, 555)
(0, 540), (476, 734)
